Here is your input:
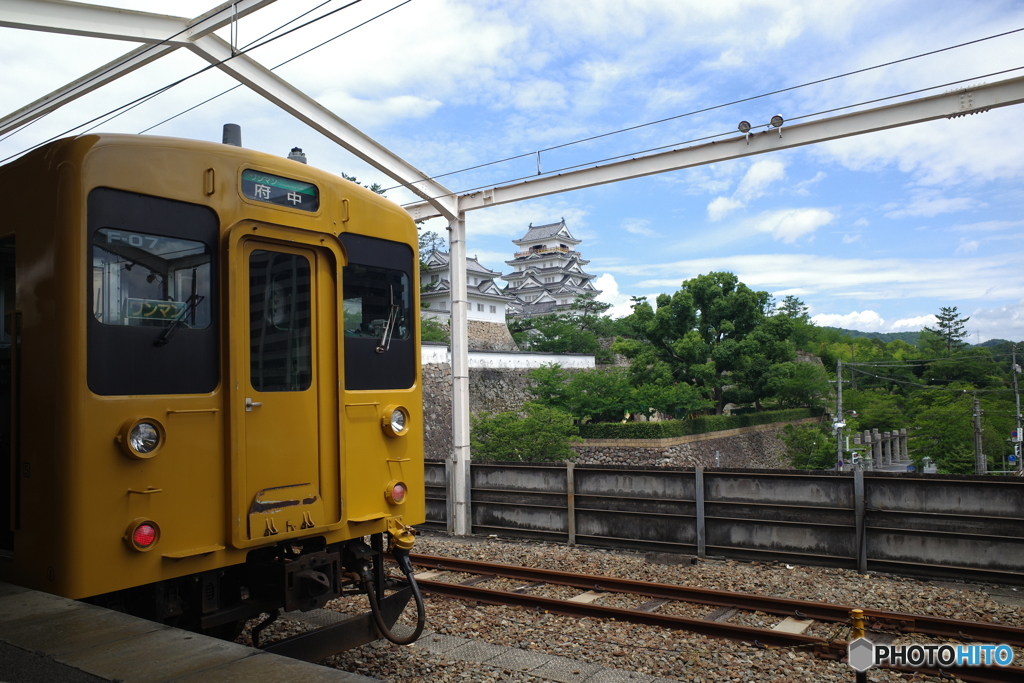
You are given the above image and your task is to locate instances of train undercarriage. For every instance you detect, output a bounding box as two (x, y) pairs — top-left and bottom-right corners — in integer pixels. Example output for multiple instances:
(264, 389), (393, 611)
(84, 531), (425, 660)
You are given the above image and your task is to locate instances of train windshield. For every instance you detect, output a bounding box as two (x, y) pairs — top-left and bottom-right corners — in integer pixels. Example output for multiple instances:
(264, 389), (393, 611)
(92, 229), (212, 329)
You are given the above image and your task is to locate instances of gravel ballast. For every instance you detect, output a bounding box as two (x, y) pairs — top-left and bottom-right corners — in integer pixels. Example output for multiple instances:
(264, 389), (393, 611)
(240, 533), (1023, 682)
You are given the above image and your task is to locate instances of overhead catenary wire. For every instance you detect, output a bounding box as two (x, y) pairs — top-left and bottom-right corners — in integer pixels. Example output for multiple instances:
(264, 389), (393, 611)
(139, 0), (413, 135)
(399, 64), (1024, 207)
(0, 7), (205, 145)
(382, 25), (1024, 193)
(0, 0), (384, 164)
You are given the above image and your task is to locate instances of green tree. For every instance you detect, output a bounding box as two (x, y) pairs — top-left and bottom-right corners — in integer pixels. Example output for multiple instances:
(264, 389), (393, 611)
(775, 295), (816, 350)
(761, 362), (832, 408)
(420, 316), (449, 343)
(470, 402), (581, 462)
(615, 272), (770, 413)
(779, 423), (837, 469)
(341, 172), (385, 196)
(418, 230), (446, 267)
(922, 306), (970, 355)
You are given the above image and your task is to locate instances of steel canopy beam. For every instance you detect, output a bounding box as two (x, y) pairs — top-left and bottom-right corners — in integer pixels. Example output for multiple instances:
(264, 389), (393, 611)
(0, 0), (457, 219)
(403, 74), (1024, 221)
(0, 0), (276, 137)
(0, 0), (273, 44)
(186, 33), (457, 219)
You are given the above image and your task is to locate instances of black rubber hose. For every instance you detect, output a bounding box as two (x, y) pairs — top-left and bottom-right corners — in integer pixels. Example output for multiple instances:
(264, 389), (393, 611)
(363, 548), (425, 645)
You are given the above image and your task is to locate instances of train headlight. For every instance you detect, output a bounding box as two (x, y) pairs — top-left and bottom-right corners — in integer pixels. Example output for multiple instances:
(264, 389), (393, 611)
(125, 518), (160, 551)
(131, 423), (160, 453)
(117, 417), (166, 459)
(386, 480), (408, 505)
(381, 405), (409, 437)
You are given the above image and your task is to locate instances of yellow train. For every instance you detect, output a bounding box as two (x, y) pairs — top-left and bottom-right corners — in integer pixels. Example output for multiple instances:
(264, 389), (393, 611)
(0, 131), (426, 652)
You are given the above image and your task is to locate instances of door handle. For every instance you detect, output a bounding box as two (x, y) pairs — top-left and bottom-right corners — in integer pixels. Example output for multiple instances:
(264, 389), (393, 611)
(245, 398), (263, 412)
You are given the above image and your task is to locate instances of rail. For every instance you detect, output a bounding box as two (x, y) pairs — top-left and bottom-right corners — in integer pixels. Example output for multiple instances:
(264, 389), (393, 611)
(409, 553), (1024, 683)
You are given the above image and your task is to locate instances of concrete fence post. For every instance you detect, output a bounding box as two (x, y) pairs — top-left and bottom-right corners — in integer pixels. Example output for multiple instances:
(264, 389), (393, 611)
(900, 427), (909, 460)
(872, 429), (882, 469)
(695, 467), (706, 558)
(445, 460), (454, 534)
(566, 462), (576, 546)
(883, 431), (892, 466)
(854, 469), (867, 574)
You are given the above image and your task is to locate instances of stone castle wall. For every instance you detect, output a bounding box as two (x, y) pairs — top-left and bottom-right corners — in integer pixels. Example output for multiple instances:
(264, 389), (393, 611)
(468, 320), (519, 351)
(422, 361), (807, 468)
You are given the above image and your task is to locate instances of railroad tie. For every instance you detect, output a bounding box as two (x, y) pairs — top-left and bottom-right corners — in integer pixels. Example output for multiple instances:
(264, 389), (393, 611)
(705, 606), (740, 622)
(460, 574), (496, 587)
(567, 591), (605, 604)
(771, 617), (814, 634)
(636, 598), (671, 612)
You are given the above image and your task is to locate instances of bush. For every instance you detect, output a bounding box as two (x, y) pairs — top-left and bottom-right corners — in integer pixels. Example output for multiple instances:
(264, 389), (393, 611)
(471, 402), (582, 462)
(578, 408), (822, 439)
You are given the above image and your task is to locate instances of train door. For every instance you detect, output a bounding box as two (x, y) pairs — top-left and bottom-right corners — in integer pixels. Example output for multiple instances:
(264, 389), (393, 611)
(0, 237), (15, 555)
(237, 239), (338, 540)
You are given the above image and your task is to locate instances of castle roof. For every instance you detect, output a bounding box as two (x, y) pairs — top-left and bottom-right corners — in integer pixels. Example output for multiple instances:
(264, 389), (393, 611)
(512, 218), (580, 246)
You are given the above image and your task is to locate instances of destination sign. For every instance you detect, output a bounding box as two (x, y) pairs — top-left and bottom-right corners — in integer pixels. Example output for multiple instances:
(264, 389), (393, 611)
(125, 298), (186, 320)
(241, 169), (319, 212)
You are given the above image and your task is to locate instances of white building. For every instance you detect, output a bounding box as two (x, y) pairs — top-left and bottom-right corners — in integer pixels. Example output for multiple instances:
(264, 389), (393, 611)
(501, 219), (601, 317)
(420, 250), (515, 324)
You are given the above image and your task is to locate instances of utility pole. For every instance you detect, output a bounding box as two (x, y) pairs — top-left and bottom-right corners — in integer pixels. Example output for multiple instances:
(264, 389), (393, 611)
(973, 395), (986, 475)
(1013, 345), (1022, 474)
(836, 359), (844, 470)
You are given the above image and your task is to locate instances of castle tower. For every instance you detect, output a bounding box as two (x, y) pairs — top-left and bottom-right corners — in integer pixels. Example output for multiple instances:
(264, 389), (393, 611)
(501, 219), (601, 317)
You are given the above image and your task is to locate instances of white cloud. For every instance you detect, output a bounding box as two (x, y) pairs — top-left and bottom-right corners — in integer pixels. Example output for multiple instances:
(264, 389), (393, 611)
(736, 159), (787, 202)
(623, 218), (656, 236)
(889, 315), (936, 331)
(792, 171), (826, 196)
(706, 159), (787, 219)
(707, 196), (744, 221)
(460, 201), (590, 237)
(750, 208), (835, 243)
(853, 218), (870, 227)
(956, 240), (980, 255)
(811, 310), (886, 331)
(594, 274), (636, 318)
(841, 234), (862, 244)
(618, 251), (1024, 303)
(884, 193), (980, 220)
(969, 299), (1024, 342)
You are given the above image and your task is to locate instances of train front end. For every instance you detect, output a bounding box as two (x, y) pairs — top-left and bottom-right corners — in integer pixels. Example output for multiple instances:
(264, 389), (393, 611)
(0, 133), (426, 649)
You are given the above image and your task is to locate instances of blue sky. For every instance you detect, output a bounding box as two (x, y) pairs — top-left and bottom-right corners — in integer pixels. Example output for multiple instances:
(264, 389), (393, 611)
(3, 0), (1024, 341)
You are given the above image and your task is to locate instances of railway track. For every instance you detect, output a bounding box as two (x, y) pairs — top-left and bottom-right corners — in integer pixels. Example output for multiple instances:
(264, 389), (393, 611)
(408, 553), (1024, 683)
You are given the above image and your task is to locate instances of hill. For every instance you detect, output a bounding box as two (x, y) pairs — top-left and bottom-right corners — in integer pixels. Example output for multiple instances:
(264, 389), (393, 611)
(820, 327), (920, 345)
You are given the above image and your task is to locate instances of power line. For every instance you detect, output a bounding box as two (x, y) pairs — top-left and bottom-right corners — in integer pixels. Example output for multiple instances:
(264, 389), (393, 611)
(0, 0), (376, 164)
(848, 367), (1014, 393)
(139, 0), (413, 135)
(383, 25), (1024, 193)
(399, 65), (1024, 207)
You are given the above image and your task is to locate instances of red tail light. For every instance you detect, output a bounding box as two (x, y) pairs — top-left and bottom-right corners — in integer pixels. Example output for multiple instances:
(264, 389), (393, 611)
(133, 523), (158, 548)
(125, 519), (160, 551)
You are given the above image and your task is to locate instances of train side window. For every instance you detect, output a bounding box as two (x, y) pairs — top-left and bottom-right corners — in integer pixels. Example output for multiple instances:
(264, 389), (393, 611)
(249, 250), (312, 392)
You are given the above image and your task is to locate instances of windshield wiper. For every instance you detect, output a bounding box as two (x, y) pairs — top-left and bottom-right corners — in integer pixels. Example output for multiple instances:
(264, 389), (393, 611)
(153, 293), (205, 347)
(376, 285), (400, 354)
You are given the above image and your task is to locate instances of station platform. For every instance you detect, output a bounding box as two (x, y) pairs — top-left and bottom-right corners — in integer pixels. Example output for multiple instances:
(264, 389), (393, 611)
(0, 580), (380, 683)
